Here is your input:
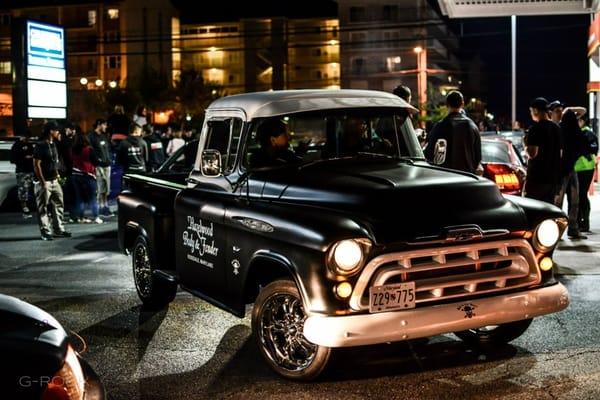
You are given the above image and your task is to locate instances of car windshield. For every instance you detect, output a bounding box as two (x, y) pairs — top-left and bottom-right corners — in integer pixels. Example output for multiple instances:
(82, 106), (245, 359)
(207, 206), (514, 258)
(481, 141), (513, 164)
(244, 109), (423, 169)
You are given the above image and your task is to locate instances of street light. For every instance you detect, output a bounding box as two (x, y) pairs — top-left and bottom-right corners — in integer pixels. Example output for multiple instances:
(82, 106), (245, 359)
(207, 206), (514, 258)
(79, 77), (88, 85)
(95, 79), (103, 87)
(414, 45), (427, 126)
(108, 80), (117, 88)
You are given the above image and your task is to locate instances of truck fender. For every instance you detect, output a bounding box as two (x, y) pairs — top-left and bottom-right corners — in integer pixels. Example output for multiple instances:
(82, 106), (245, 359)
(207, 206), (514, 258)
(244, 250), (311, 311)
(124, 221), (149, 255)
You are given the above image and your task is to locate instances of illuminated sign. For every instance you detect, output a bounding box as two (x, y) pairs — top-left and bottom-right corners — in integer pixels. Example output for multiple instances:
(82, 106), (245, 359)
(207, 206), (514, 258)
(25, 21), (67, 119)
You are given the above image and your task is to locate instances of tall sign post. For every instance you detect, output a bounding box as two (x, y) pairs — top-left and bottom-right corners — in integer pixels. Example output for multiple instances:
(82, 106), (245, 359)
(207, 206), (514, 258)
(12, 19), (67, 136)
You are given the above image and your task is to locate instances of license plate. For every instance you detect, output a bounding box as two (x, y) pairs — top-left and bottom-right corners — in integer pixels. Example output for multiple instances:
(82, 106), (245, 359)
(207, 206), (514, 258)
(369, 282), (416, 313)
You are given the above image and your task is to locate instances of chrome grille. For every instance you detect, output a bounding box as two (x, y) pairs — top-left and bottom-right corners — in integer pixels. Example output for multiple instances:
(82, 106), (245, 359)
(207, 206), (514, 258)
(349, 239), (540, 311)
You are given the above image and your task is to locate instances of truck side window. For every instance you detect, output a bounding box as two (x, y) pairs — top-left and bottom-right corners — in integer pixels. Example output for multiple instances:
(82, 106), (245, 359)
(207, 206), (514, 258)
(205, 118), (243, 173)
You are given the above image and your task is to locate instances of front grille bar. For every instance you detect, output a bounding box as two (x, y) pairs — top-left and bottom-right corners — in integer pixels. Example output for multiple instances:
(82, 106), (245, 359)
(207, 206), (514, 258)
(349, 239), (540, 311)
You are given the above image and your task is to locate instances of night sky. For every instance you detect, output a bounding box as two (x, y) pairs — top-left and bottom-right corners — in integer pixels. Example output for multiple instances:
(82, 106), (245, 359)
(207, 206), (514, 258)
(455, 14), (589, 127)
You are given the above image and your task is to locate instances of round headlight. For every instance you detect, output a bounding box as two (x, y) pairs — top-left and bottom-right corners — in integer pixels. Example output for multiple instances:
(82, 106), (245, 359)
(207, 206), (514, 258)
(333, 239), (363, 273)
(536, 219), (560, 249)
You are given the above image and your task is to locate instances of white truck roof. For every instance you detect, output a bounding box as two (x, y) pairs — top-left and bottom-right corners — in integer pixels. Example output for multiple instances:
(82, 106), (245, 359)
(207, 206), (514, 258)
(206, 89), (418, 121)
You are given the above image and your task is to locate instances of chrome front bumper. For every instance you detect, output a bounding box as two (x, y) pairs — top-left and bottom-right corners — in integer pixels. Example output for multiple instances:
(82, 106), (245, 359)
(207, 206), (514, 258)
(303, 283), (569, 348)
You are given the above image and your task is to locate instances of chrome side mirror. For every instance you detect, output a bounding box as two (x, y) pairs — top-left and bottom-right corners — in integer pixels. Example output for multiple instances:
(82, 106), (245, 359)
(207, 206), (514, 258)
(201, 149), (222, 177)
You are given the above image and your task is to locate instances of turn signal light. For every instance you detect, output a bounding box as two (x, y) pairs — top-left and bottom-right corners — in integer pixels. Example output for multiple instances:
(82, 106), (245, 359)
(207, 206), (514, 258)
(539, 257), (553, 271)
(335, 282), (353, 299)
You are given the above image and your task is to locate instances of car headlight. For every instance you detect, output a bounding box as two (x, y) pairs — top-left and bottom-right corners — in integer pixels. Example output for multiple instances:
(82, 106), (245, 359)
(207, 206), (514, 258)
(329, 239), (370, 276)
(42, 345), (85, 400)
(534, 219), (560, 250)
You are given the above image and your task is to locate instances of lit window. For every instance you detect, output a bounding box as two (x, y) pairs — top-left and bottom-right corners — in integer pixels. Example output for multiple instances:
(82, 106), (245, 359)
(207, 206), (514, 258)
(104, 56), (121, 69)
(0, 61), (10, 74)
(88, 10), (97, 26)
(107, 9), (119, 19)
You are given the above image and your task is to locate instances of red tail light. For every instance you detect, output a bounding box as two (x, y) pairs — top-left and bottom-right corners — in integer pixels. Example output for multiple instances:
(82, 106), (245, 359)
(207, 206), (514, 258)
(484, 163), (521, 192)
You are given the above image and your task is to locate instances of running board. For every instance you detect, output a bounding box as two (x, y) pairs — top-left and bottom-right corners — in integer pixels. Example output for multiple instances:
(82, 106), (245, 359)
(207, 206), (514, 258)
(153, 269), (179, 284)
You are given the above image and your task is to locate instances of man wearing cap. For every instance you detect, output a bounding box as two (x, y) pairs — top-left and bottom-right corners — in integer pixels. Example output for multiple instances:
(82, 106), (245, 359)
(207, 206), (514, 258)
(89, 118), (112, 216)
(424, 91), (482, 174)
(33, 121), (71, 240)
(523, 98), (563, 204)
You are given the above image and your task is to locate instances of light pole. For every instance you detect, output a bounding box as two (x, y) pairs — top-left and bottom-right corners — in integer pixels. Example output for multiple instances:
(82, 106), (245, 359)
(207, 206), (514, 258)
(414, 46), (428, 126)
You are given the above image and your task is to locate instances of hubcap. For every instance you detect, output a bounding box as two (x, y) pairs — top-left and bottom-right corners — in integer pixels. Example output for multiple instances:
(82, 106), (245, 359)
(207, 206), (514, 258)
(133, 243), (152, 298)
(259, 293), (317, 372)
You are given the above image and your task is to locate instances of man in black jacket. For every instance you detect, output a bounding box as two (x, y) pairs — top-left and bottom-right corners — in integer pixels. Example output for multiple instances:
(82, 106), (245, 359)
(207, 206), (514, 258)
(10, 136), (36, 218)
(143, 124), (165, 172)
(117, 123), (147, 173)
(89, 119), (113, 216)
(424, 91), (482, 174)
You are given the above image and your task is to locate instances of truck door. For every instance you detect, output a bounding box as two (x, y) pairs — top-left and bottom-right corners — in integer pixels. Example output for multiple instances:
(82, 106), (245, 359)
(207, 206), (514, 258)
(175, 116), (243, 304)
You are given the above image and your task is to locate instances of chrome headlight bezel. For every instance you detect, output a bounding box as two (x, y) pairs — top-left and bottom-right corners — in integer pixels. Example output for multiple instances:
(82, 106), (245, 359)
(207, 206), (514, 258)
(327, 238), (372, 277)
(533, 218), (566, 252)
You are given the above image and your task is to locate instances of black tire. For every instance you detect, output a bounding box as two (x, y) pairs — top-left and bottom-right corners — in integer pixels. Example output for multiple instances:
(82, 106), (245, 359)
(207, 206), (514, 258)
(454, 318), (533, 347)
(132, 236), (177, 309)
(252, 279), (331, 381)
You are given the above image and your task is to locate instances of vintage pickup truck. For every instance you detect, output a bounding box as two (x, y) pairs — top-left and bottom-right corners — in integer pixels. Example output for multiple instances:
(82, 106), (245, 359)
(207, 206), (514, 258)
(118, 90), (570, 380)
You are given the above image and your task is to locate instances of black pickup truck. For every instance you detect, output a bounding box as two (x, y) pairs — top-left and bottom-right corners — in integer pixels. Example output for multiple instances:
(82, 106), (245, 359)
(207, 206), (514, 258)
(118, 90), (569, 380)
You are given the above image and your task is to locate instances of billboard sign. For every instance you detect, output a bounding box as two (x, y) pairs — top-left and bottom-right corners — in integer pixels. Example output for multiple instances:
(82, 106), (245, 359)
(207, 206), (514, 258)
(25, 21), (67, 119)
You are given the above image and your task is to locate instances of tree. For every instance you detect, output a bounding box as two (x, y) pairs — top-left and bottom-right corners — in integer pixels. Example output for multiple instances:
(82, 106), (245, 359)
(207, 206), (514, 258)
(171, 69), (223, 129)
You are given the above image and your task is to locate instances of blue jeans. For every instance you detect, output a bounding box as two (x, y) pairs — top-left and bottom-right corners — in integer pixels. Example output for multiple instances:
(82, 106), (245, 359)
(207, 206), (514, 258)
(72, 173), (98, 219)
(554, 170), (580, 234)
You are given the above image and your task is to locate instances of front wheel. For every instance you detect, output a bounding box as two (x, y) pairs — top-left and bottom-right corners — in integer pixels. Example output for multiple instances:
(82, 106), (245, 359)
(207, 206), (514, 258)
(454, 318), (533, 347)
(251, 279), (331, 380)
(132, 236), (177, 309)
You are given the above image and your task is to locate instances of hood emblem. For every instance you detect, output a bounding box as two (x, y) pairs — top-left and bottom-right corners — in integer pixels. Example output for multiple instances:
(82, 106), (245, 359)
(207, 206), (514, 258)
(457, 303), (477, 318)
(445, 226), (483, 243)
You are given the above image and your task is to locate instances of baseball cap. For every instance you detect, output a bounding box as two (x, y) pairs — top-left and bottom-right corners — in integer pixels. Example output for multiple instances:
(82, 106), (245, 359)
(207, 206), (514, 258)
(530, 97), (549, 112)
(548, 100), (565, 111)
(43, 120), (60, 133)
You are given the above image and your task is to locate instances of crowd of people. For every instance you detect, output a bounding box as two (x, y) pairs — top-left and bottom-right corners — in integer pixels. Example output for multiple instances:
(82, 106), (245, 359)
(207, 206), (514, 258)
(9, 104), (198, 241)
(420, 89), (598, 239)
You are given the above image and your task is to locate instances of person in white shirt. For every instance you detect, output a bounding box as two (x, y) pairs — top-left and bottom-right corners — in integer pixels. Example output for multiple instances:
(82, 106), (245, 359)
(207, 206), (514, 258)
(167, 129), (185, 160)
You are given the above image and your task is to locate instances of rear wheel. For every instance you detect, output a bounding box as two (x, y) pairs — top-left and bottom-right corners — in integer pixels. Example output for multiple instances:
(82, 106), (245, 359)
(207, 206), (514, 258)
(252, 279), (331, 380)
(454, 318), (533, 347)
(132, 236), (176, 309)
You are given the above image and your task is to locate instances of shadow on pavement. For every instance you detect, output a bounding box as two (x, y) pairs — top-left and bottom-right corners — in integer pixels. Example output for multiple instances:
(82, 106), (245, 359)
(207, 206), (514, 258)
(75, 229), (121, 253)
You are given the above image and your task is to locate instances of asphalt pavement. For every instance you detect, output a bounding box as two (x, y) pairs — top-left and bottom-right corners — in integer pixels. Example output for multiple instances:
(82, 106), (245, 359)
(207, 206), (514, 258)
(0, 188), (599, 400)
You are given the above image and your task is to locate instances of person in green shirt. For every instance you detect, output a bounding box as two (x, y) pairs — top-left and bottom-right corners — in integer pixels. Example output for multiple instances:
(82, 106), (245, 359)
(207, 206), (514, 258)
(575, 117), (598, 232)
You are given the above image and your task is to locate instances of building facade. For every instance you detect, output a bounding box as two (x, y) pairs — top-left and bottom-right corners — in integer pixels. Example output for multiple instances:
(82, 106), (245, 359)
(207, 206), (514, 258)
(0, 0), (179, 134)
(337, 0), (461, 107)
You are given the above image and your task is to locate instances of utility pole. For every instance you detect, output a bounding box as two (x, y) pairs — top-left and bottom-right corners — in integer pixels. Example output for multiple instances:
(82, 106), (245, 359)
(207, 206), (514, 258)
(511, 15), (516, 128)
(415, 45), (427, 126)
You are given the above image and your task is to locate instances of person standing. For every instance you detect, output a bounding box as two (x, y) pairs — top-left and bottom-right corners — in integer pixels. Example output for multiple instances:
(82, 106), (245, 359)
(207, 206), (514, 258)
(71, 132), (102, 224)
(10, 135), (36, 218)
(166, 129), (185, 158)
(107, 105), (131, 143)
(424, 91), (482, 174)
(143, 124), (165, 172)
(133, 106), (148, 129)
(554, 110), (588, 239)
(523, 98), (563, 204)
(392, 85), (412, 104)
(575, 117), (599, 232)
(117, 123), (147, 173)
(57, 122), (76, 221)
(88, 119), (113, 217)
(33, 121), (71, 240)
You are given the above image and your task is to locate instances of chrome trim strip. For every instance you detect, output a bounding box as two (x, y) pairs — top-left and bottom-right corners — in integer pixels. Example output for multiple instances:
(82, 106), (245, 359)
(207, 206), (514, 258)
(349, 239), (539, 311)
(304, 283), (569, 348)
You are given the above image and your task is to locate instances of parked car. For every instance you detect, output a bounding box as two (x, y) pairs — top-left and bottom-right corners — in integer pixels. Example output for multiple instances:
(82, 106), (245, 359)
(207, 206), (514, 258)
(482, 130), (527, 164)
(0, 293), (105, 399)
(118, 90), (570, 380)
(0, 140), (17, 208)
(481, 137), (527, 195)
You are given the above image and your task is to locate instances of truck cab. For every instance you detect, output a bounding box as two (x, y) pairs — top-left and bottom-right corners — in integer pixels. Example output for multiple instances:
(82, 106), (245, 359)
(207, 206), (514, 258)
(118, 90), (569, 380)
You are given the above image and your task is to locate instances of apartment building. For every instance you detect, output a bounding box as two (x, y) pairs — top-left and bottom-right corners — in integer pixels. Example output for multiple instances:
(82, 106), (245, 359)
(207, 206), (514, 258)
(0, 0), (178, 133)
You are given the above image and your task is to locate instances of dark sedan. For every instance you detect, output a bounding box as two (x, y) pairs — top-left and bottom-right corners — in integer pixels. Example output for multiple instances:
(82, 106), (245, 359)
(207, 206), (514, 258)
(1, 294), (105, 400)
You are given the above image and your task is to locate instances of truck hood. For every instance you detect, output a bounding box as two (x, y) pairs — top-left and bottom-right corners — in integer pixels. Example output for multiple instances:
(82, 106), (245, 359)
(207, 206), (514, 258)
(260, 158), (527, 244)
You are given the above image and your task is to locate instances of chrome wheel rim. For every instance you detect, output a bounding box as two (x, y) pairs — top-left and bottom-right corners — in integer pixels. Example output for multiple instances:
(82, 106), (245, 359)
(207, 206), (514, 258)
(259, 293), (317, 372)
(133, 243), (152, 298)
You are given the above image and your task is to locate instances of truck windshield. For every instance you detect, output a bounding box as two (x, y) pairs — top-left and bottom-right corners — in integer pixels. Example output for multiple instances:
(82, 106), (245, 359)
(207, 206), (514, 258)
(245, 109), (424, 169)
